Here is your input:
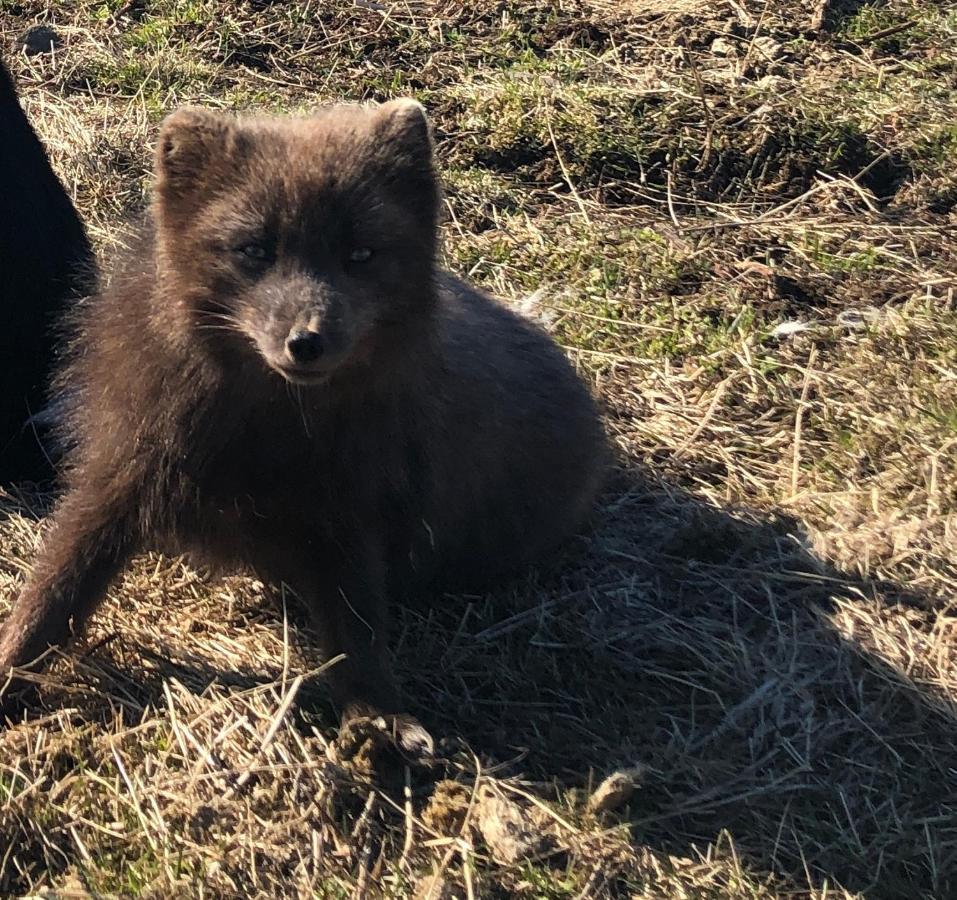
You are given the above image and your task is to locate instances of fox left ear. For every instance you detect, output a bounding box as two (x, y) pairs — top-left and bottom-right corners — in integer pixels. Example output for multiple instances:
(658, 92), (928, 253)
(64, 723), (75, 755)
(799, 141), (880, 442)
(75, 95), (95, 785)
(155, 107), (234, 194)
(372, 98), (435, 174)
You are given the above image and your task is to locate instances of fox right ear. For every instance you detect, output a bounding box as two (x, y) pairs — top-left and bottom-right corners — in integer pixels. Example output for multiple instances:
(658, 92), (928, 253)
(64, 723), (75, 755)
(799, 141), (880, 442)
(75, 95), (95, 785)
(372, 99), (435, 175)
(155, 107), (235, 198)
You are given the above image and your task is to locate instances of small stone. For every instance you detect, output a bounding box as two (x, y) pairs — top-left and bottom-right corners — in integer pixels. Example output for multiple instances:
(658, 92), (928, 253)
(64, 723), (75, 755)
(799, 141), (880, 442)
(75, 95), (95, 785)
(474, 788), (554, 864)
(770, 320), (812, 339)
(587, 767), (646, 814)
(754, 74), (785, 92)
(711, 37), (736, 57)
(22, 25), (61, 56)
(752, 36), (782, 61)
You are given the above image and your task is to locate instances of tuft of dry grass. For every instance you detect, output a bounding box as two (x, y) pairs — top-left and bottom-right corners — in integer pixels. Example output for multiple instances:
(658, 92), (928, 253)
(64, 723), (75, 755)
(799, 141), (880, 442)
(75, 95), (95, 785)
(2, 0), (957, 896)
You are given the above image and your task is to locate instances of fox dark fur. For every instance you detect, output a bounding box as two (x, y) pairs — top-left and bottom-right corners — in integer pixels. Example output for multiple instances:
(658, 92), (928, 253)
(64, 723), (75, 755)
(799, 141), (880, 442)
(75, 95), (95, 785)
(0, 100), (605, 743)
(0, 56), (94, 482)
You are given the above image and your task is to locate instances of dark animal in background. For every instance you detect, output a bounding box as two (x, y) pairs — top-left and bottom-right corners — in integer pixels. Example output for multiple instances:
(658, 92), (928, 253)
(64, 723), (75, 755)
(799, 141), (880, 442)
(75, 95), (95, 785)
(0, 56), (93, 483)
(0, 101), (605, 750)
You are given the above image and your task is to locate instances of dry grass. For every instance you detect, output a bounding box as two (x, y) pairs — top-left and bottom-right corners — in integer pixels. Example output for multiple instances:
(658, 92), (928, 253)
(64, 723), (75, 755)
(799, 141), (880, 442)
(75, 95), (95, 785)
(1, 0), (956, 896)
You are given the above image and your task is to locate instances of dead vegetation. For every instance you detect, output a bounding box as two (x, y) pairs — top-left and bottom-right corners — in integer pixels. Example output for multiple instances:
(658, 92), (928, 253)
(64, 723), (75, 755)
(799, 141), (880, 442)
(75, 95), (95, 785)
(1, 0), (956, 896)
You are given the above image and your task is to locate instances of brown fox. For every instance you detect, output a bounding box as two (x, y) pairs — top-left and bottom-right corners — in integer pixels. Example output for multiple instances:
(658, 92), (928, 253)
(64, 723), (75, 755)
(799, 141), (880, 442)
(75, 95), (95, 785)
(0, 100), (606, 751)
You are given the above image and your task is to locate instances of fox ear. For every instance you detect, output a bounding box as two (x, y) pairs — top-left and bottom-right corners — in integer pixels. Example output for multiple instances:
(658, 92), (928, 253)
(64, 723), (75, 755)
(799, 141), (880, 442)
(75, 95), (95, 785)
(154, 107), (237, 202)
(372, 98), (435, 173)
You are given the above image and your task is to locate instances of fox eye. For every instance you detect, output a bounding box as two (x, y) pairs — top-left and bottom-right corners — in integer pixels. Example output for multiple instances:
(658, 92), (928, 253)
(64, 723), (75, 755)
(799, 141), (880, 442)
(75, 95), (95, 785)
(348, 247), (373, 264)
(236, 242), (268, 261)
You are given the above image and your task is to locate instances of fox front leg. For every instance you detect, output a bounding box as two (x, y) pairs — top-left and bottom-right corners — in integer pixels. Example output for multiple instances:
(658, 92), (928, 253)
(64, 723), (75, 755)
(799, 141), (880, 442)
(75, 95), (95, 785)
(281, 541), (435, 761)
(0, 486), (136, 712)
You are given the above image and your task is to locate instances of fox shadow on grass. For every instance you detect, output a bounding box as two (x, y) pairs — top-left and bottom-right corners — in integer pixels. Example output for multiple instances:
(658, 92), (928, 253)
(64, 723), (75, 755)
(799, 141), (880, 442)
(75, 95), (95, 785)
(396, 463), (957, 899)
(1, 461), (954, 898)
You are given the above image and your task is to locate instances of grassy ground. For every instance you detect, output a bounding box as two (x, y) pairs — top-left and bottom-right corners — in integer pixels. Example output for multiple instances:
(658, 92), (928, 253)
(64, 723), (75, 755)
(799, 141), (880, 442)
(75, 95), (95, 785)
(1, 0), (956, 896)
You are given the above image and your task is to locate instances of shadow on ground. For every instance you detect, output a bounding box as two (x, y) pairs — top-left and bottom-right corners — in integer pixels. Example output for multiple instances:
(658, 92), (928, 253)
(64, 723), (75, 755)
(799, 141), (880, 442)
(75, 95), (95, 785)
(1, 464), (954, 898)
(392, 465), (957, 899)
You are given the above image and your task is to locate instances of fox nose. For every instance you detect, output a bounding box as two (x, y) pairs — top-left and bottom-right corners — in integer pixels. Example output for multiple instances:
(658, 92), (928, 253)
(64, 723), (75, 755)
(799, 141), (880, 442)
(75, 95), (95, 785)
(285, 330), (324, 365)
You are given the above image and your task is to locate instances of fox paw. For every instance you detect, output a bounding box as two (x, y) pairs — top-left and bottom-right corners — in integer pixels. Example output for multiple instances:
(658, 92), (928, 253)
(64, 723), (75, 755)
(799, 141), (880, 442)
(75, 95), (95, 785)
(334, 713), (435, 777)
